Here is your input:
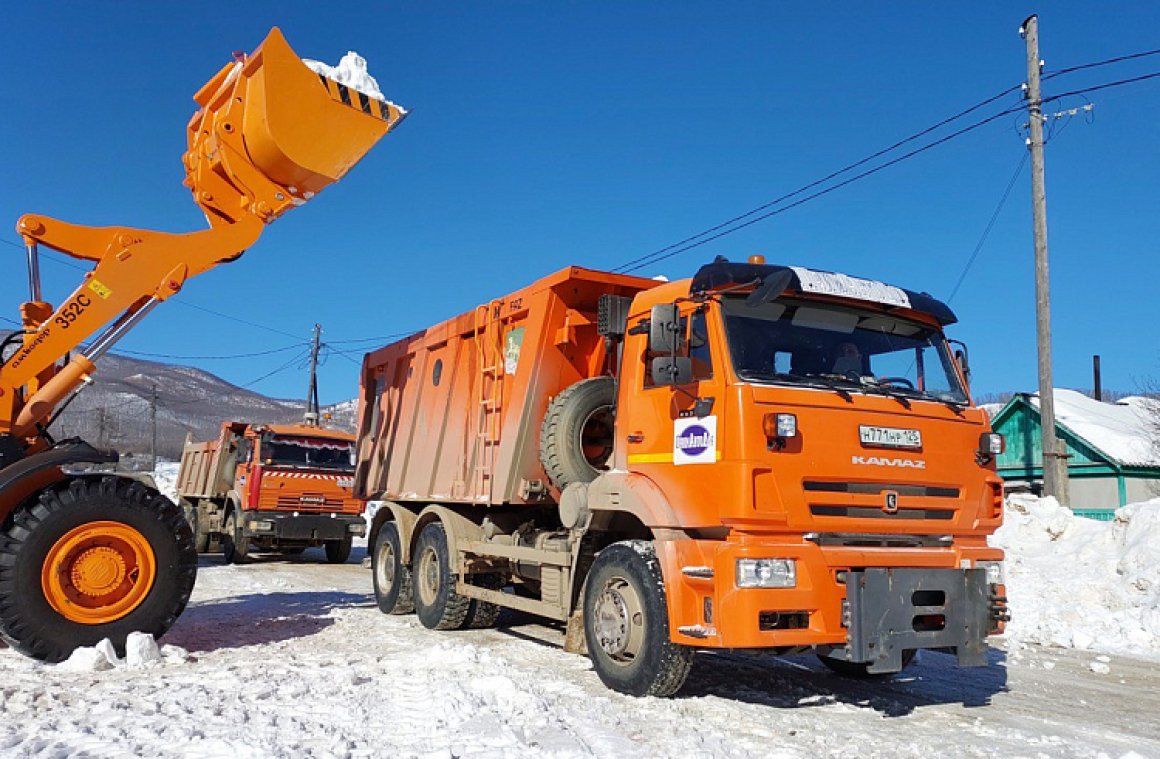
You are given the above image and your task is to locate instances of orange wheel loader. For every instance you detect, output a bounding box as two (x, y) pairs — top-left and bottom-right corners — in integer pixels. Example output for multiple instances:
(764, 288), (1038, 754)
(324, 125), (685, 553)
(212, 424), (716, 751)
(0, 28), (405, 661)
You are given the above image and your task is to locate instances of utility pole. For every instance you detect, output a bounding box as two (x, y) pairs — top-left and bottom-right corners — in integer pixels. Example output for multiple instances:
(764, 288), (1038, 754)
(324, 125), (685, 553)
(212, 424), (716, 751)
(1021, 15), (1070, 504)
(305, 323), (321, 427)
(150, 383), (158, 471)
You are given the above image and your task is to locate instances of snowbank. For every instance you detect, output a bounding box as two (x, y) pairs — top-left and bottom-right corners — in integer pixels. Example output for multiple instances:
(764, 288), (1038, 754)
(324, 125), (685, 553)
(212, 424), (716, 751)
(152, 460), (180, 503)
(303, 52), (405, 113)
(994, 494), (1160, 658)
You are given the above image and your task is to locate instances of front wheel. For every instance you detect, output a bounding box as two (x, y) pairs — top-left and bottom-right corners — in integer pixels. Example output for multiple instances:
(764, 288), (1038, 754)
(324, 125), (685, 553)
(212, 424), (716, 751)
(0, 476), (198, 663)
(221, 511), (249, 564)
(325, 536), (353, 564)
(818, 649), (918, 677)
(583, 540), (693, 697)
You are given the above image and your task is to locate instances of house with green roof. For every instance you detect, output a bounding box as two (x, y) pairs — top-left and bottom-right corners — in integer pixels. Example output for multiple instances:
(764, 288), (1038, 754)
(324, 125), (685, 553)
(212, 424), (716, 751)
(989, 389), (1160, 519)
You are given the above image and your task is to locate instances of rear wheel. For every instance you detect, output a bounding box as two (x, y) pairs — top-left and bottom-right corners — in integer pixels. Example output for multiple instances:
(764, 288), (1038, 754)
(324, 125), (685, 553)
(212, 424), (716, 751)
(0, 476), (198, 663)
(412, 522), (470, 630)
(583, 540), (693, 697)
(221, 511), (249, 564)
(372, 522), (413, 615)
(325, 536), (353, 564)
(461, 573), (503, 629)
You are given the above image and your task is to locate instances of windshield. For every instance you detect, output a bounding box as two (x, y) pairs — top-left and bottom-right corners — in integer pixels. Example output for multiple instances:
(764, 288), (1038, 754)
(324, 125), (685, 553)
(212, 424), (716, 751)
(720, 295), (968, 404)
(263, 436), (355, 471)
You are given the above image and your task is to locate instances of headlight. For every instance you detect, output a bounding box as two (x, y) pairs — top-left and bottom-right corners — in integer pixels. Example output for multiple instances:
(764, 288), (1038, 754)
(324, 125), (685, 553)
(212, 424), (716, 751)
(348, 523), (367, 535)
(763, 413), (797, 438)
(978, 560), (1005, 585)
(736, 558), (796, 588)
(979, 432), (1005, 455)
(248, 519), (274, 532)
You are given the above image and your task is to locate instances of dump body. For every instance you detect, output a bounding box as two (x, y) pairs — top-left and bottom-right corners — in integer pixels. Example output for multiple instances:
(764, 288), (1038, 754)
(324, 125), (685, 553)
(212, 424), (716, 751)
(355, 267), (659, 505)
(357, 262), (1008, 696)
(178, 422), (364, 557)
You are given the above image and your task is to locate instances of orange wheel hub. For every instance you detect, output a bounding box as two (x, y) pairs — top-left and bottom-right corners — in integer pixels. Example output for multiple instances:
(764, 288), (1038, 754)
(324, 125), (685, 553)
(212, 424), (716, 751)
(41, 521), (157, 625)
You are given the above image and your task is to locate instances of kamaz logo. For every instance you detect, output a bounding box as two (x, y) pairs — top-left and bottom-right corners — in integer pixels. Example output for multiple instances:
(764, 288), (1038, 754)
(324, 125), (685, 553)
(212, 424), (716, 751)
(851, 455), (926, 469)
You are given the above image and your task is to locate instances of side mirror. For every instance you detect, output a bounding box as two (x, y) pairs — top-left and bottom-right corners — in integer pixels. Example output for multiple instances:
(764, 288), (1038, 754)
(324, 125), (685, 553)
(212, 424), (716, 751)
(651, 356), (693, 386)
(949, 339), (971, 388)
(648, 303), (682, 355)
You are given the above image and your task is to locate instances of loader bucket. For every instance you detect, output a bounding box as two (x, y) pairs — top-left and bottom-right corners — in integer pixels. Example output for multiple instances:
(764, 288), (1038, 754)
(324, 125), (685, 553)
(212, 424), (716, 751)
(185, 27), (406, 222)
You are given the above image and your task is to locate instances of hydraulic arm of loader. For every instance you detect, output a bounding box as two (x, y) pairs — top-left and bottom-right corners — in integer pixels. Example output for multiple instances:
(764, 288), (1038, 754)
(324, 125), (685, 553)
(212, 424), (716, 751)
(0, 27), (405, 443)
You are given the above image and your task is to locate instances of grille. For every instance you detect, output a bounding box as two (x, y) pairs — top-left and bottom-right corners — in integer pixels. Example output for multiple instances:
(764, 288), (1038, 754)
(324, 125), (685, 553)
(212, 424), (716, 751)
(803, 481), (959, 498)
(810, 505), (954, 520)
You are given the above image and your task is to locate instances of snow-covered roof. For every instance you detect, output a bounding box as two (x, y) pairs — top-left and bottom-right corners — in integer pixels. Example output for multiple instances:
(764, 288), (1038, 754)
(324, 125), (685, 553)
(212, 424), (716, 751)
(1023, 389), (1160, 467)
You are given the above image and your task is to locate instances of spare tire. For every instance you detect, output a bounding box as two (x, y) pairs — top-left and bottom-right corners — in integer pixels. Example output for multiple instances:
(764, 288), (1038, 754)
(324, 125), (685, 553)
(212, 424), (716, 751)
(539, 377), (616, 491)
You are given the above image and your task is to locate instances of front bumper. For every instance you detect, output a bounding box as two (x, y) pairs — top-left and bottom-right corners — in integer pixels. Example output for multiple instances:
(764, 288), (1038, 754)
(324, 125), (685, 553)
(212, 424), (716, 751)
(661, 537), (1005, 660)
(823, 567), (989, 672)
(242, 511), (365, 542)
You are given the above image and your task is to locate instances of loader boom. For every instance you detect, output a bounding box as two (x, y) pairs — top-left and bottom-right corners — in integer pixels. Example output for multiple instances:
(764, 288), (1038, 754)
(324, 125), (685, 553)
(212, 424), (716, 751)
(1, 27), (405, 441)
(0, 28), (404, 663)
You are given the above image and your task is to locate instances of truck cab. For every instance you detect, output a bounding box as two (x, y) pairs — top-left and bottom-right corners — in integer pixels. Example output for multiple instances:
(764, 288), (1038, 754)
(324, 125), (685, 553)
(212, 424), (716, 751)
(598, 258), (1006, 671)
(178, 422), (365, 563)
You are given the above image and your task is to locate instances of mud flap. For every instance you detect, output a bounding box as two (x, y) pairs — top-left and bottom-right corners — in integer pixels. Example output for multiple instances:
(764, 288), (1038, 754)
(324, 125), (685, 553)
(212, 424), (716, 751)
(830, 568), (990, 673)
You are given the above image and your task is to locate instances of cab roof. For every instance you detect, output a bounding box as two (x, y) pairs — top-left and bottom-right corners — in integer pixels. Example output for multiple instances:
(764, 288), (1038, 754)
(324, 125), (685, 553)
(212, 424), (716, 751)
(690, 260), (957, 326)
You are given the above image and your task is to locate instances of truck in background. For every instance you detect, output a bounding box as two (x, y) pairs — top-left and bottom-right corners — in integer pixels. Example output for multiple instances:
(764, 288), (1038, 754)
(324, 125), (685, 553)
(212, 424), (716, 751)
(355, 257), (1008, 697)
(177, 422), (364, 563)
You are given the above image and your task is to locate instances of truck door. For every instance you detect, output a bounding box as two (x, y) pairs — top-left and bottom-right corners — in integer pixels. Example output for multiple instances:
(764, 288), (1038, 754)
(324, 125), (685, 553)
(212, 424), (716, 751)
(622, 303), (727, 525)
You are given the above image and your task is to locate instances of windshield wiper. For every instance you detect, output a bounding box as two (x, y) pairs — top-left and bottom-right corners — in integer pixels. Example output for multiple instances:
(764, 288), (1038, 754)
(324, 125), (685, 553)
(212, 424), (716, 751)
(737, 369), (853, 398)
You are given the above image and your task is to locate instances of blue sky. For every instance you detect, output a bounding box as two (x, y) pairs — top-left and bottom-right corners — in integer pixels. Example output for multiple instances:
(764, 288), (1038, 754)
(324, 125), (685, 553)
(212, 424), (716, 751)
(2, 3), (1158, 405)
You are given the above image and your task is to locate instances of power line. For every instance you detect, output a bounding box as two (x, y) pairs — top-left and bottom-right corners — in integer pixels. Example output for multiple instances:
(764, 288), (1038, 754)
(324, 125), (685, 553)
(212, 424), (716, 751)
(617, 67), (1160, 275)
(1041, 69), (1160, 103)
(110, 343), (307, 361)
(1044, 47), (1160, 80)
(619, 104), (1026, 274)
(611, 83), (1024, 274)
(946, 151), (1029, 304)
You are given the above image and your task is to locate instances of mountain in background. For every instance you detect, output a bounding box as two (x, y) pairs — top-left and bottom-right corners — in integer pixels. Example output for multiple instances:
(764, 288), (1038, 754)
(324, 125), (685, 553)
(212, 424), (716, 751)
(35, 351), (357, 460)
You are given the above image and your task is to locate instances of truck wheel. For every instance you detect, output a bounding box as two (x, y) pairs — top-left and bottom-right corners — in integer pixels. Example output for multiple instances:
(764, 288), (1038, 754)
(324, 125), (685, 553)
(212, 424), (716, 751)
(461, 573), (503, 629)
(412, 522), (470, 631)
(0, 476), (198, 663)
(221, 512), (249, 564)
(818, 649), (917, 678)
(583, 540), (693, 697)
(373, 522), (413, 614)
(539, 377), (616, 491)
(325, 537), (353, 564)
(181, 500), (210, 554)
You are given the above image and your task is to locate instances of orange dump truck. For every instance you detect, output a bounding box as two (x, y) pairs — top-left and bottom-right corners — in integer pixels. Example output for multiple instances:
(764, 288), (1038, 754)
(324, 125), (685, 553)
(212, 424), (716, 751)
(356, 259), (1008, 696)
(177, 422), (363, 563)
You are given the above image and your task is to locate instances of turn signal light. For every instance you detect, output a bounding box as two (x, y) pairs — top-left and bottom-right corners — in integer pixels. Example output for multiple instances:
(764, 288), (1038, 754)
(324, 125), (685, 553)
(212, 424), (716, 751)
(763, 413), (797, 438)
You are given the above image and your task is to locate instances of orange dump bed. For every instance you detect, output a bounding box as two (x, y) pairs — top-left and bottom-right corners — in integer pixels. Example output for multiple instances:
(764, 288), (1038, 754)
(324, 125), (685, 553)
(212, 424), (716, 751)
(355, 267), (659, 505)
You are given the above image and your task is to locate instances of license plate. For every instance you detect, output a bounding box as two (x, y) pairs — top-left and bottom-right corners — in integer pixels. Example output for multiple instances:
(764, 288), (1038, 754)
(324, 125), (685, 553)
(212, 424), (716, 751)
(859, 425), (922, 449)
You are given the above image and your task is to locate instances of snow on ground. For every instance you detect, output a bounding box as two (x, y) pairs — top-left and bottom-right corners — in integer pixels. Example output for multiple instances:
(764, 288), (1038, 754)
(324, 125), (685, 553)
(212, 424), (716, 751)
(993, 494), (1160, 660)
(2, 490), (1160, 756)
(5, 550), (1159, 758)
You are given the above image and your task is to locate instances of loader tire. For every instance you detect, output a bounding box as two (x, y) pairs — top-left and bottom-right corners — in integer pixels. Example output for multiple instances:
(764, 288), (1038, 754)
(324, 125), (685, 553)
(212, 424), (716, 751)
(0, 476), (198, 663)
(325, 537), (353, 564)
(372, 522), (413, 615)
(221, 511), (249, 564)
(412, 522), (471, 631)
(461, 573), (504, 629)
(539, 377), (616, 491)
(583, 540), (694, 697)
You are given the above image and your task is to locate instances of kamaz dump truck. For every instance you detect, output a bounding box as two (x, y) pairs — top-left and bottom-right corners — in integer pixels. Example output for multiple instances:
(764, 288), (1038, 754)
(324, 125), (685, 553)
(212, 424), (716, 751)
(356, 258), (1009, 697)
(177, 422), (363, 563)
(0, 28), (404, 661)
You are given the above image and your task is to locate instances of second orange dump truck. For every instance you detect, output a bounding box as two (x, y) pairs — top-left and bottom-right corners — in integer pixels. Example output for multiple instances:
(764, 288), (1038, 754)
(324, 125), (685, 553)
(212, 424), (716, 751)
(355, 258), (1008, 696)
(177, 422), (363, 563)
